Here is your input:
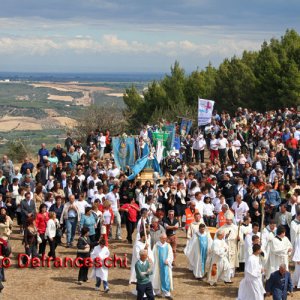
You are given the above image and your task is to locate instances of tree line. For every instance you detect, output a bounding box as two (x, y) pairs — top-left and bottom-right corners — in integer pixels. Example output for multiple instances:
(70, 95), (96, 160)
(123, 29), (300, 132)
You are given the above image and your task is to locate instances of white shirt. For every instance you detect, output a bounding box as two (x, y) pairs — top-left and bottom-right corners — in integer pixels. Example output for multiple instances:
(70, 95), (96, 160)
(210, 139), (219, 150)
(294, 129), (300, 141)
(218, 137), (228, 149)
(75, 200), (90, 216)
(77, 174), (86, 184)
(232, 201), (249, 223)
(87, 175), (102, 185)
(103, 209), (112, 225)
(105, 192), (120, 211)
(193, 138), (206, 151)
(140, 129), (148, 140)
(203, 203), (214, 216)
(107, 168), (120, 178)
(92, 193), (105, 204)
(45, 218), (58, 239)
(99, 136), (106, 148)
(195, 199), (204, 217)
(232, 139), (241, 150)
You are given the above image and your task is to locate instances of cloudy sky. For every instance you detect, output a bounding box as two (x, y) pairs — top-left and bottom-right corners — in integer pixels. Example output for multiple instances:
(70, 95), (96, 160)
(0, 0), (299, 72)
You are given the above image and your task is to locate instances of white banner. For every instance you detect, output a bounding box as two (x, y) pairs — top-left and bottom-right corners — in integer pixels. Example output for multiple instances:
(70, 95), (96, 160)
(198, 98), (215, 126)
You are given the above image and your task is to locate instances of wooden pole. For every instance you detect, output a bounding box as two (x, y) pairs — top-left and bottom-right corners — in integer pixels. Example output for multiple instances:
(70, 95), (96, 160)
(260, 197), (266, 230)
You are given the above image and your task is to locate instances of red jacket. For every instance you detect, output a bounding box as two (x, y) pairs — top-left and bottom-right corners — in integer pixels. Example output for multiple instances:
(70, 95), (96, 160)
(0, 238), (8, 257)
(35, 212), (49, 234)
(120, 203), (139, 222)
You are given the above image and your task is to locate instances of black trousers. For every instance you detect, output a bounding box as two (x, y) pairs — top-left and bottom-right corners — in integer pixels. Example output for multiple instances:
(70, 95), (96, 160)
(126, 220), (136, 243)
(39, 233), (47, 255)
(47, 238), (57, 258)
(219, 148), (227, 164)
(199, 150), (205, 163)
(78, 266), (89, 282)
(136, 282), (154, 300)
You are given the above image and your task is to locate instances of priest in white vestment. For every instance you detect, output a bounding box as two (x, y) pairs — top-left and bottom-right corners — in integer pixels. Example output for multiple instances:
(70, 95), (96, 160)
(215, 210), (239, 278)
(207, 230), (231, 285)
(130, 231), (154, 284)
(291, 210), (300, 288)
(152, 233), (174, 298)
(244, 234), (261, 264)
(186, 212), (204, 243)
(238, 217), (252, 266)
(237, 244), (265, 300)
(266, 225), (292, 280)
(261, 221), (277, 278)
(185, 223), (213, 278)
(90, 238), (110, 292)
(244, 222), (261, 263)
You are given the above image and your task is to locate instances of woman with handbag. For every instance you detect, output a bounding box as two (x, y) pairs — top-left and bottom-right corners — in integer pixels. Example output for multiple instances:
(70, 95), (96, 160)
(45, 212), (59, 259)
(91, 202), (102, 242)
(23, 217), (39, 263)
(35, 204), (49, 257)
(77, 227), (91, 284)
(49, 195), (64, 245)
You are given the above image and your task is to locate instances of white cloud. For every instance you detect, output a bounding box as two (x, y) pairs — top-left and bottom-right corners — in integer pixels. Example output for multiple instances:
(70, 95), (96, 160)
(66, 38), (102, 52)
(0, 34), (262, 59)
(0, 37), (60, 55)
(103, 34), (129, 50)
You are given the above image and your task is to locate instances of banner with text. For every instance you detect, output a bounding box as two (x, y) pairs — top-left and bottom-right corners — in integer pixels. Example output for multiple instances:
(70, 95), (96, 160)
(198, 98), (215, 126)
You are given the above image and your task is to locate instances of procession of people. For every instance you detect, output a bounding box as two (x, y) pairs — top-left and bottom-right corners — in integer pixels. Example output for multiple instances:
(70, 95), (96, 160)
(0, 107), (299, 299)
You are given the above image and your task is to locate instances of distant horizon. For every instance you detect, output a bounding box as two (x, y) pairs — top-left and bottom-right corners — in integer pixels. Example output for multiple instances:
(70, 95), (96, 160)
(1, 1), (299, 72)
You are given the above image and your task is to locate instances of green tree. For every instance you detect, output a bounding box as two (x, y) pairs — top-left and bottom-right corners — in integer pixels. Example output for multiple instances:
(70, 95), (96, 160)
(214, 57), (257, 111)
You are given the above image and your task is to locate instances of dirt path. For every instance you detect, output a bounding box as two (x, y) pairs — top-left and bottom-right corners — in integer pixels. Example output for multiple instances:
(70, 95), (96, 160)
(2, 225), (298, 300)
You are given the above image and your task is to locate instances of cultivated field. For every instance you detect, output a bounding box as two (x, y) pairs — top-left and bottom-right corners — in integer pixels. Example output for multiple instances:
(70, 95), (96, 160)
(0, 116), (42, 131)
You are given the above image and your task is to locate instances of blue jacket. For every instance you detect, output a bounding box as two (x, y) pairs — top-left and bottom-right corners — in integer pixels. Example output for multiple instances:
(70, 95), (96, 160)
(263, 190), (281, 207)
(266, 270), (293, 300)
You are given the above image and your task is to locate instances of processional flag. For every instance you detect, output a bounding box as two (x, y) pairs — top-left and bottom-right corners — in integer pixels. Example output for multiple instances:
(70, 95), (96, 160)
(198, 98), (215, 127)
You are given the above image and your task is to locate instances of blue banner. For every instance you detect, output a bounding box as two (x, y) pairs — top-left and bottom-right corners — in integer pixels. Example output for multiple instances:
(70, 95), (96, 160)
(174, 136), (181, 150)
(112, 137), (135, 171)
(180, 118), (192, 136)
(127, 155), (149, 180)
(127, 154), (163, 180)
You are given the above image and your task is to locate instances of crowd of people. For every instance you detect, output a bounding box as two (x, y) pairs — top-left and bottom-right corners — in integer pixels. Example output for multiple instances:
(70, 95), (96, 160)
(0, 107), (299, 299)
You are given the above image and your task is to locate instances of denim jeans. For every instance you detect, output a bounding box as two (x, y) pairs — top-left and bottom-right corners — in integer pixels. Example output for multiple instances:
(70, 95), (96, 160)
(109, 211), (121, 238)
(96, 277), (108, 289)
(225, 197), (234, 208)
(66, 217), (77, 244)
(99, 147), (105, 159)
